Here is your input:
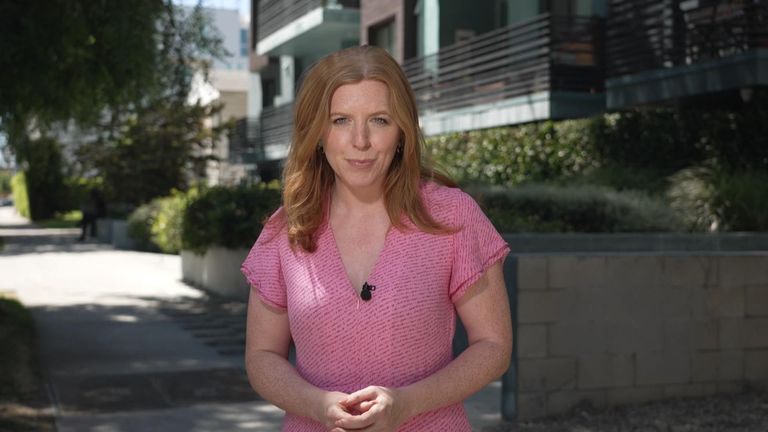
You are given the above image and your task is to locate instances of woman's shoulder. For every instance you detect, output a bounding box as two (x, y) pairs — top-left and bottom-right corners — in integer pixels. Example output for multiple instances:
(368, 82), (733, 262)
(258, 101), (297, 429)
(421, 181), (475, 207)
(420, 181), (478, 222)
(255, 206), (288, 246)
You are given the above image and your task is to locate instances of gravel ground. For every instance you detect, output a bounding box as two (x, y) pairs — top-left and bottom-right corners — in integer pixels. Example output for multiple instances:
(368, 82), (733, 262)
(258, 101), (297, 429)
(485, 390), (768, 432)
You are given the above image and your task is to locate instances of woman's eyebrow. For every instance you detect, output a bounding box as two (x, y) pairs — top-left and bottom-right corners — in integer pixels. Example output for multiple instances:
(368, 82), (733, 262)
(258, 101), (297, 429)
(329, 110), (391, 116)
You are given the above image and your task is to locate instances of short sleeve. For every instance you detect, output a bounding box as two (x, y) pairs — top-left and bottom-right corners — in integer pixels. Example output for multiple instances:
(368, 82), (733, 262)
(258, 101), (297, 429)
(449, 192), (510, 303)
(240, 208), (287, 310)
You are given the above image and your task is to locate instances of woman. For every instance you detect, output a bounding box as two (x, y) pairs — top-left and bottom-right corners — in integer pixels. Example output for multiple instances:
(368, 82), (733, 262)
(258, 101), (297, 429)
(241, 45), (512, 431)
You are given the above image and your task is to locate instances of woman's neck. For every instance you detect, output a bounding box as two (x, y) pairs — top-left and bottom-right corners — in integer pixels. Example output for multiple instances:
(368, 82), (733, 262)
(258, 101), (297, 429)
(331, 182), (387, 217)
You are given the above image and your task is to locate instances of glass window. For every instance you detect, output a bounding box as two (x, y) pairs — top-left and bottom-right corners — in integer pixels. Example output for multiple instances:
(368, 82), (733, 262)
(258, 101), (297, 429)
(369, 18), (396, 57)
(240, 28), (249, 57)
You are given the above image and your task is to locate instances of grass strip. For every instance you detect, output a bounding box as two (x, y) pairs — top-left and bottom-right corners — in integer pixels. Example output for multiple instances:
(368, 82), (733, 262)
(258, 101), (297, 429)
(0, 293), (54, 431)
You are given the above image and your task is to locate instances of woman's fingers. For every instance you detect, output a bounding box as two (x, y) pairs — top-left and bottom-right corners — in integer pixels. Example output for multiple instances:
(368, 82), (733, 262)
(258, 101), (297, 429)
(340, 386), (379, 408)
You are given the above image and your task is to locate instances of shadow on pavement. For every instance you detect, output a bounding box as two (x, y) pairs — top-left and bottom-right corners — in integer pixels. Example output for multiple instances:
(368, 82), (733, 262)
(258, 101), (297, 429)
(33, 299), (256, 416)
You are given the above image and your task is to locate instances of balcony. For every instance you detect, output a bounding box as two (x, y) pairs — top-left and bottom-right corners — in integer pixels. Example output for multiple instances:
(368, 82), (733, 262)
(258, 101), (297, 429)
(256, 0), (360, 57)
(229, 105), (293, 165)
(605, 0), (768, 109)
(402, 13), (605, 135)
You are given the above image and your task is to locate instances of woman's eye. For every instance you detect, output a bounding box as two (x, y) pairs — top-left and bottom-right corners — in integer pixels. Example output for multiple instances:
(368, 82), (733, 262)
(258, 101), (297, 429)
(332, 117), (348, 125)
(372, 117), (389, 126)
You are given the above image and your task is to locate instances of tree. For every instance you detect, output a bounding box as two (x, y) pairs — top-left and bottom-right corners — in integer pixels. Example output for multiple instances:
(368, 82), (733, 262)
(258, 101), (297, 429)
(0, 1), (230, 214)
(0, 0), (164, 126)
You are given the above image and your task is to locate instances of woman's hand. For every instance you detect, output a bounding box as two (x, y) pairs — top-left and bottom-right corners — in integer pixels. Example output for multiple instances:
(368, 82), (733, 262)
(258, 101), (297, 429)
(330, 386), (412, 431)
(314, 391), (358, 430)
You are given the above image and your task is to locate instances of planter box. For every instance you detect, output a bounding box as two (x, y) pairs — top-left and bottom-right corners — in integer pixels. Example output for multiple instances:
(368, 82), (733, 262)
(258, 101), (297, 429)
(110, 219), (137, 250)
(95, 218), (114, 243)
(181, 247), (250, 300)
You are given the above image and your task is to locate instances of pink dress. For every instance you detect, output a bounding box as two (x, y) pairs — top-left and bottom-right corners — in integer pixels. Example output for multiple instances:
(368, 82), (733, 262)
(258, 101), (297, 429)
(241, 182), (509, 431)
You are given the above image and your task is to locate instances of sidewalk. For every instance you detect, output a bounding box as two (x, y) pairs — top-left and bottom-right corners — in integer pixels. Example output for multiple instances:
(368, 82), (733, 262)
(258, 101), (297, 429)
(0, 206), (505, 431)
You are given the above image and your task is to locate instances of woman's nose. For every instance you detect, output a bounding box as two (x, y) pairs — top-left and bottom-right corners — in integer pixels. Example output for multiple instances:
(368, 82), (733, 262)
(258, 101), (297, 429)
(352, 125), (370, 150)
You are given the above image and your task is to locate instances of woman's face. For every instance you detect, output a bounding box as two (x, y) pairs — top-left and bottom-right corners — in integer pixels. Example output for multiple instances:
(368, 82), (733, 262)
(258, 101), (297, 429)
(322, 79), (401, 198)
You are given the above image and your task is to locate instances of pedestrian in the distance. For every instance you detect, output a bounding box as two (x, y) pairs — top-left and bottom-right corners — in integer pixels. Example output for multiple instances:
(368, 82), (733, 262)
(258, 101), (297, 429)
(241, 45), (512, 431)
(78, 188), (106, 241)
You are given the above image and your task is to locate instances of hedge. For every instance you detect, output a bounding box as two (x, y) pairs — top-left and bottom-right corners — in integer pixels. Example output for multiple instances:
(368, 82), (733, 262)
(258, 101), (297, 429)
(11, 172), (30, 219)
(471, 184), (685, 233)
(182, 183), (281, 254)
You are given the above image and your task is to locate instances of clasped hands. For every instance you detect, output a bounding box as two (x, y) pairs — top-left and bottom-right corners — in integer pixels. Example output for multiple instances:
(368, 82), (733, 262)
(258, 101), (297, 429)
(319, 386), (411, 432)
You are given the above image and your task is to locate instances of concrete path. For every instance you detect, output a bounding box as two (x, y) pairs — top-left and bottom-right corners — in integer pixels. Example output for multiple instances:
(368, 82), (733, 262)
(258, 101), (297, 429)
(0, 206), (505, 431)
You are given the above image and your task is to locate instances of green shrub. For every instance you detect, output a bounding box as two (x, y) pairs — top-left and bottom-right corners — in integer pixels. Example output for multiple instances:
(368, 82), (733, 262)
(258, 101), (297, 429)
(426, 119), (599, 187)
(21, 137), (68, 220)
(471, 184), (685, 233)
(182, 183), (281, 254)
(668, 166), (768, 231)
(127, 200), (162, 252)
(151, 190), (197, 254)
(0, 171), (11, 196)
(11, 172), (29, 218)
(593, 109), (704, 174)
(558, 163), (669, 195)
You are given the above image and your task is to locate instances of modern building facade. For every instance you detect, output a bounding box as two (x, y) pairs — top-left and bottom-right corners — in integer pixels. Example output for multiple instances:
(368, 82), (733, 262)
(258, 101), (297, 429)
(605, 0), (768, 109)
(233, 0), (361, 181)
(181, 6), (253, 186)
(236, 0), (766, 180)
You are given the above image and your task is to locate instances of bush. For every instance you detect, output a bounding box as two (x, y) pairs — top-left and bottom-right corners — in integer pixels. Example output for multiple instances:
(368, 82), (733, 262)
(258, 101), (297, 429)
(182, 182), (281, 254)
(126, 189), (196, 254)
(152, 190), (196, 254)
(127, 200), (162, 252)
(471, 184), (685, 233)
(0, 171), (11, 197)
(668, 166), (768, 231)
(593, 109), (704, 174)
(11, 172), (29, 218)
(21, 137), (68, 220)
(426, 119), (599, 187)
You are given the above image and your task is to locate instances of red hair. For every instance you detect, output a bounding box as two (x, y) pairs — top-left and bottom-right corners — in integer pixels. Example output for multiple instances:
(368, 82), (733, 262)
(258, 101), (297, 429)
(282, 45), (455, 252)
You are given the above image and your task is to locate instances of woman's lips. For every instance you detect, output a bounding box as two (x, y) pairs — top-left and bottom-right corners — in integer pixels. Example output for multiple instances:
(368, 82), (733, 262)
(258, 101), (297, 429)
(347, 158), (375, 168)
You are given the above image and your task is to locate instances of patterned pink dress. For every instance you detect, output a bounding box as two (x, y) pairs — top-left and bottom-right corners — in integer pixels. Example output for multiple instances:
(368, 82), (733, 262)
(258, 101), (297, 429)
(241, 182), (509, 431)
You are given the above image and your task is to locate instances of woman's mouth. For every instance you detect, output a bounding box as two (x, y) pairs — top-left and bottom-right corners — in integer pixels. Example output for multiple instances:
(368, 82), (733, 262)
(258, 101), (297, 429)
(347, 159), (375, 168)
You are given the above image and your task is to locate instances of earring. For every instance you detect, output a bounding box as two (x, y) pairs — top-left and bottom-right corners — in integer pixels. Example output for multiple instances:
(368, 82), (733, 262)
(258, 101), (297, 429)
(317, 143), (324, 153)
(396, 142), (403, 154)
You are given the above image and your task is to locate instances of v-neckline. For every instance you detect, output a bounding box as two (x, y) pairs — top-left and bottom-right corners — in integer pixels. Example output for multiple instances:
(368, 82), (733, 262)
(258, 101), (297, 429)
(325, 216), (394, 299)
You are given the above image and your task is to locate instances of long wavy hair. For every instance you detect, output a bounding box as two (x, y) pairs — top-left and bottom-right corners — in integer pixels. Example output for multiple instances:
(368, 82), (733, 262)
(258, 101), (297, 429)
(282, 45), (455, 252)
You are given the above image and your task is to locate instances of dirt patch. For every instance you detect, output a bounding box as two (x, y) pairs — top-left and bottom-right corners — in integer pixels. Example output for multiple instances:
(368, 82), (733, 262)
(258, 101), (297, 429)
(484, 390), (768, 432)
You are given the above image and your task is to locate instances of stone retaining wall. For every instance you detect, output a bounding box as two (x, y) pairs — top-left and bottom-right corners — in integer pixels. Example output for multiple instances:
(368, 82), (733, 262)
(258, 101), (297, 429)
(514, 253), (768, 419)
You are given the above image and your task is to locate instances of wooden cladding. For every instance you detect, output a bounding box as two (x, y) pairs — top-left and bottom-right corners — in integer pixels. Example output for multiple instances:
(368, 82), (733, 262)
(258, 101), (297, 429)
(401, 13), (604, 113)
(606, 0), (768, 77)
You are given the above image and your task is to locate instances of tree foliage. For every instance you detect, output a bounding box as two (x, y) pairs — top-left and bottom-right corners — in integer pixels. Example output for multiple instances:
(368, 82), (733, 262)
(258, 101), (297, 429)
(0, 1), (231, 210)
(0, 0), (164, 125)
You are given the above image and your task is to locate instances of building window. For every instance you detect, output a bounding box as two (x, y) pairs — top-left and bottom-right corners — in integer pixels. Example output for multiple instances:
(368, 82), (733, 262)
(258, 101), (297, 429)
(240, 28), (249, 57)
(369, 18), (396, 57)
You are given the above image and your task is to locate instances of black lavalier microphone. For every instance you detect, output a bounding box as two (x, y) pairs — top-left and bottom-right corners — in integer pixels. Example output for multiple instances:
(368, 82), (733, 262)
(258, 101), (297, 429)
(361, 282), (376, 301)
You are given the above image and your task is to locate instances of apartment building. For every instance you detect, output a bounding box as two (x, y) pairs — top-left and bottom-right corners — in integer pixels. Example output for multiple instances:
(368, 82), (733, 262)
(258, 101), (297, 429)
(237, 0), (766, 180)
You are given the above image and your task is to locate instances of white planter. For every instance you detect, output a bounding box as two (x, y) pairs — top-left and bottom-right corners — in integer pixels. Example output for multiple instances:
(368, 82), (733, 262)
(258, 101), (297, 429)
(110, 219), (136, 250)
(181, 247), (250, 300)
(181, 249), (205, 288)
(96, 218), (114, 242)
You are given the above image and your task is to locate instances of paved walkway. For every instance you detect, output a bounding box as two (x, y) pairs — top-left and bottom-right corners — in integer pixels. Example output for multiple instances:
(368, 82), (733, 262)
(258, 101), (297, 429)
(0, 206), (505, 431)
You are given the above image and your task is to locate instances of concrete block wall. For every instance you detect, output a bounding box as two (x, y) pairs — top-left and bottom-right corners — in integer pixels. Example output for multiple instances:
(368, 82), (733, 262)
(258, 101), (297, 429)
(515, 254), (768, 420)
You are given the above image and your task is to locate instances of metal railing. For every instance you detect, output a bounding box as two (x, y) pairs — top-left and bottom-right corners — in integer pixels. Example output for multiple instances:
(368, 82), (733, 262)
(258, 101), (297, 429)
(605, 0), (768, 78)
(228, 117), (262, 164)
(259, 103), (293, 154)
(257, 0), (360, 42)
(401, 13), (604, 113)
(228, 103), (294, 164)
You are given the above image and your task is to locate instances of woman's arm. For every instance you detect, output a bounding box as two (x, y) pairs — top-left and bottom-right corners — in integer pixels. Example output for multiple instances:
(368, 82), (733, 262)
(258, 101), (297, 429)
(244, 292), (357, 428)
(334, 260), (513, 431)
